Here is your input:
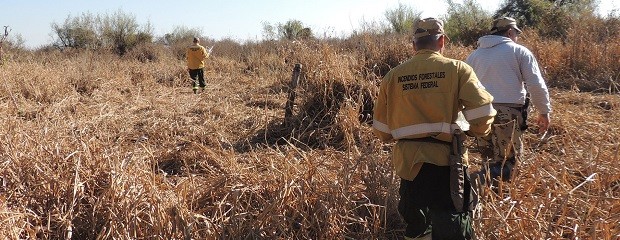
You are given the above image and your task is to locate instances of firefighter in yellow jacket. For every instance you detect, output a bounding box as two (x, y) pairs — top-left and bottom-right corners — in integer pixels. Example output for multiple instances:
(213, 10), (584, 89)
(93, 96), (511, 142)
(372, 18), (496, 240)
(186, 37), (210, 94)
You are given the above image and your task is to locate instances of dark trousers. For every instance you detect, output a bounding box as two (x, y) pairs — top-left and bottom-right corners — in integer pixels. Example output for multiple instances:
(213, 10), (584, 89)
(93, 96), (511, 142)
(399, 163), (473, 239)
(189, 68), (205, 90)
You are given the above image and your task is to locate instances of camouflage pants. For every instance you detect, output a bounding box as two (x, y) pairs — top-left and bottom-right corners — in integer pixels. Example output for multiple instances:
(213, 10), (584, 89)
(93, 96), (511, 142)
(475, 105), (524, 182)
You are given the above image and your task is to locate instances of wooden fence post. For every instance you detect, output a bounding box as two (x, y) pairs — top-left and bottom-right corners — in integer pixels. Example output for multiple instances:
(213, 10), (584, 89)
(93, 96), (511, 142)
(284, 63), (302, 126)
(0, 26), (10, 64)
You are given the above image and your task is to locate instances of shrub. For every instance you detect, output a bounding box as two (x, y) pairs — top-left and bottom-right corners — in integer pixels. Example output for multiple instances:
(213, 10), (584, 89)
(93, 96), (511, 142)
(384, 3), (420, 34)
(51, 10), (153, 55)
(444, 0), (493, 47)
(124, 42), (171, 63)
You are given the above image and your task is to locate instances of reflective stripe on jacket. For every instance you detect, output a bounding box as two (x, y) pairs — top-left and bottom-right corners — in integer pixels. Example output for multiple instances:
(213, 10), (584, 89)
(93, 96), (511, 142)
(372, 50), (496, 180)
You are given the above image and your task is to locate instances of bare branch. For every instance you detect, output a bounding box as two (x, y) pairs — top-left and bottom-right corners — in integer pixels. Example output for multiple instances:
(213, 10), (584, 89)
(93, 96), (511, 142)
(1, 26), (10, 43)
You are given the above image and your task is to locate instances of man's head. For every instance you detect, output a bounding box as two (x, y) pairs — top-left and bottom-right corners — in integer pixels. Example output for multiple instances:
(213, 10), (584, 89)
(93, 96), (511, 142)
(490, 17), (522, 41)
(193, 37), (200, 44)
(413, 17), (447, 51)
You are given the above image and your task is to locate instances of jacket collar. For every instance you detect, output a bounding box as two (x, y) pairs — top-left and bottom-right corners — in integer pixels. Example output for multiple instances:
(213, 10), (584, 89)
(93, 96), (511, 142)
(415, 49), (441, 56)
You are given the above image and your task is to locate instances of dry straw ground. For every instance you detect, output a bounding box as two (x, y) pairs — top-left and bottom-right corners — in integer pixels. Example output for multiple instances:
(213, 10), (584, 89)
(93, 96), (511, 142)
(1, 32), (619, 239)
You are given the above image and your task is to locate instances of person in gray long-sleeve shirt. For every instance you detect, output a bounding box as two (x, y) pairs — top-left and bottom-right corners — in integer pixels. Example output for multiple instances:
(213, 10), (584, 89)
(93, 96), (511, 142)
(466, 17), (552, 188)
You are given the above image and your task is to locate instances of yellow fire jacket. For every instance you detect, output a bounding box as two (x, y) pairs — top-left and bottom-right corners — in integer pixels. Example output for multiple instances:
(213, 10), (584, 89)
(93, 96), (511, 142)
(373, 50), (496, 180)
(186, 44), (208, 70)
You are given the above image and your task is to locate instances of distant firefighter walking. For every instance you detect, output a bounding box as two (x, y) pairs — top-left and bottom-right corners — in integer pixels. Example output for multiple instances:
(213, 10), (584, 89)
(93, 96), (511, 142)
(186, 37), (211, 94)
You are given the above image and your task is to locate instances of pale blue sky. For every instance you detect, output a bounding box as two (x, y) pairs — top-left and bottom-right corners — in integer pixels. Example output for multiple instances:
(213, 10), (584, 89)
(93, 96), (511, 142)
(1, 0), (618, 49)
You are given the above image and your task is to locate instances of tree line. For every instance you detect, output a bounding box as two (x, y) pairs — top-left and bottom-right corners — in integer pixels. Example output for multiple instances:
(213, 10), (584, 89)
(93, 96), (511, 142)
(2, 0), (618, 55)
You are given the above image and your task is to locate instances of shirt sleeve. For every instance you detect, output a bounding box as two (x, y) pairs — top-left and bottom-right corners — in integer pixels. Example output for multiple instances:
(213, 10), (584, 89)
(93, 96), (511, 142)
(520, 48), (552, 114)
(202, 47), (208, 59)
(458, 63), (496, 137)
(372, 74), (394, 142)
(186, 48), (191, 66)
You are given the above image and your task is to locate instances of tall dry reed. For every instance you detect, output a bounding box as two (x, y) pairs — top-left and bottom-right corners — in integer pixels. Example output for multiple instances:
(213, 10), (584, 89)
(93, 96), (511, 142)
(0, 29), (618, 239)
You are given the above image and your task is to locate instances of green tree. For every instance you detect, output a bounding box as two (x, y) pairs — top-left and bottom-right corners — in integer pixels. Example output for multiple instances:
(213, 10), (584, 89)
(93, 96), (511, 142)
(100, 10), (153, 55)
(51, 13), (99, 49)
(51, 10), (153, 54)
(262, 20), (313, 41)
(444, 0), (493, 46)
(261, 21), (277, 41)
(277, 20), (313, 40)
(162, 26), (203, 45)
(384, 3), (420, 34)
(494, 0), (597, 39)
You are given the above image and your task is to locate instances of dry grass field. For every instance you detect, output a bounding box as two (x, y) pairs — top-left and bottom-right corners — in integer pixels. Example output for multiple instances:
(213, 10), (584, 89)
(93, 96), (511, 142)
(0, 32), (619, 239)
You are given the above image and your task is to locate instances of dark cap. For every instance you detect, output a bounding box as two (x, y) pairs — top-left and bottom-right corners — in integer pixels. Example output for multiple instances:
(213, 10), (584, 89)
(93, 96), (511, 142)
(413, 17), (445, 40)
(490, 17), (522, 34)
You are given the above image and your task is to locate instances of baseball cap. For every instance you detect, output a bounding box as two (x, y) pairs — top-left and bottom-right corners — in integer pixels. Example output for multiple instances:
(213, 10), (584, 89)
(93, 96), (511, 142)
(413, 17), (445, 41)
(490, 17), (522, 34)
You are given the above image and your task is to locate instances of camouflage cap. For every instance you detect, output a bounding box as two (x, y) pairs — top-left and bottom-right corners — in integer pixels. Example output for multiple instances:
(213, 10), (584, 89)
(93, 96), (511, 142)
(490, 17), (522, 34)
(413, 17), (445, 40)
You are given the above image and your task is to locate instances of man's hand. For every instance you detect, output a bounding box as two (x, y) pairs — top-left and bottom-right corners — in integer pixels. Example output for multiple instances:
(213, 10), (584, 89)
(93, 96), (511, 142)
(537, 113), (550, 134)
